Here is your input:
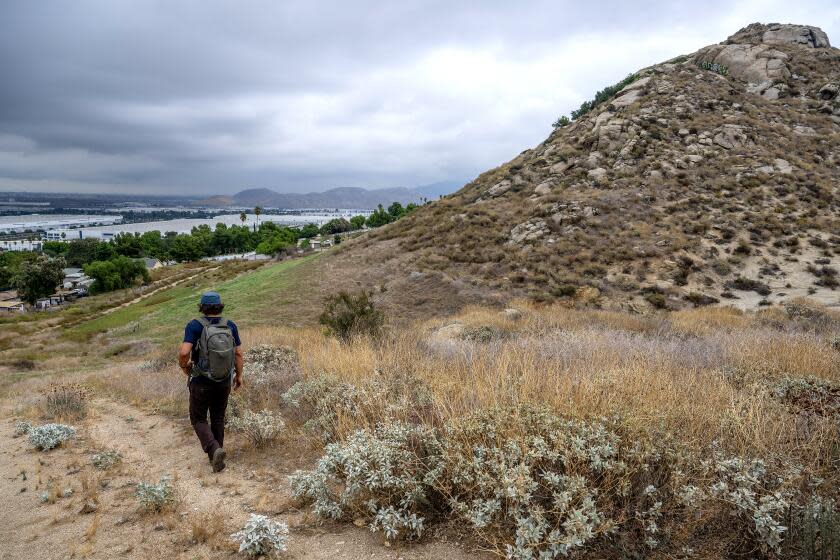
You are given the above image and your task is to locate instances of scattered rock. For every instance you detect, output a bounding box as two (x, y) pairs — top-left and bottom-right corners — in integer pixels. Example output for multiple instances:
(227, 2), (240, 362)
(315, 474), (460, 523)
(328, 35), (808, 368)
(588, 167), (607, 182)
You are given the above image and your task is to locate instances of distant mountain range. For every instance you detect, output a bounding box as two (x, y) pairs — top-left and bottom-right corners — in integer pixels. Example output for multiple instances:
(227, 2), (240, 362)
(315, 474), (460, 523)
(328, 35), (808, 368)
(198, 182), (464, 209)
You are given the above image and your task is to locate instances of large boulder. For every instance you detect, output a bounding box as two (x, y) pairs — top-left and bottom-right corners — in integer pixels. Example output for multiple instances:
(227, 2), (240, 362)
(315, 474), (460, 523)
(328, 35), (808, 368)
(762, 24), (830, 48)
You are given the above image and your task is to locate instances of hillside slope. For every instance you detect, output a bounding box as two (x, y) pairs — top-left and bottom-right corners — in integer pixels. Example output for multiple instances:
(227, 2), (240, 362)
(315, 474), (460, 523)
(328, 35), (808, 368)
(341, 23), (840, 312)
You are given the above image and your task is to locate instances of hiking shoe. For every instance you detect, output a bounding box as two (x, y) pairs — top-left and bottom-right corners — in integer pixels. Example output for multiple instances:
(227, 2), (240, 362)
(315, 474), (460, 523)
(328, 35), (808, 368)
(211, 447), (226, 473)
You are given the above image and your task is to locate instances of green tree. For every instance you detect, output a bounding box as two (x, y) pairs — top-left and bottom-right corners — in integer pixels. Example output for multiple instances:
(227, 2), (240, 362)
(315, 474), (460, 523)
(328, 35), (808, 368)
(42, 241), (68, 257)
(65, 238), (114, 267)
(254, 206), (262, 231)
(169, 234), (204, 262)
(349, 215), (366, 230)
(387, 202), (405, 219)
(12, 256), (66, 305)
(299, 223), (320, 238)
(84, 256), (149, 294)
(320, 218), (351, 235)
(365, 204), (392, 228)
(239, 212), (247, 226)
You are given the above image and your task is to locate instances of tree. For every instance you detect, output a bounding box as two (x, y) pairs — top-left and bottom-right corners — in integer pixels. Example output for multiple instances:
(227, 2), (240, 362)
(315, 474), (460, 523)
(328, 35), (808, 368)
(365, 204), (392, 228)
(65, 238), (114, 267)
(254, 206), (262, 231)
(240, 212), (247, 226)
(349, 215), (366, 230)
(320, 218), (351, 235)
(387, 202), (405, 219)
(12, 256), (66, 305)
(84, 256), (149, 294)
(299, 223), (320, 239)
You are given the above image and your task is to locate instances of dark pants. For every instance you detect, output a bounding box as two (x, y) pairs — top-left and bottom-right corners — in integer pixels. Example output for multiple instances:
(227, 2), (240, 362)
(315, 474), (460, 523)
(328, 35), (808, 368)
(188, 381), (231, 457)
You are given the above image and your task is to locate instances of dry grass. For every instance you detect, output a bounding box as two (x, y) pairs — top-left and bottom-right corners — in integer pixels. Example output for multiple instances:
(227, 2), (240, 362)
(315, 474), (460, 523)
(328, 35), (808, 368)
(187, 503), (229, 547)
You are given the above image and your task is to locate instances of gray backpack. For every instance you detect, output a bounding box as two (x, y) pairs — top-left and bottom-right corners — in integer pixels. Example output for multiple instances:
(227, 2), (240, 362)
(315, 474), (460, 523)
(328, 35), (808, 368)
(194, 317), (236, 382)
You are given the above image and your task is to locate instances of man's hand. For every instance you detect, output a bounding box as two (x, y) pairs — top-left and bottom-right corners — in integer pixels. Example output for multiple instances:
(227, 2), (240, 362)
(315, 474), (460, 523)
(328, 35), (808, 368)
(178, 342), (194, 376)
(233, 374), (243, 391)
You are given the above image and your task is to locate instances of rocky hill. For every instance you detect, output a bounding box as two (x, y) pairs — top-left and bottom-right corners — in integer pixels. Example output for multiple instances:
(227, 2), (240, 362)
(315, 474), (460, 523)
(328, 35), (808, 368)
(340, 23), (840, 313)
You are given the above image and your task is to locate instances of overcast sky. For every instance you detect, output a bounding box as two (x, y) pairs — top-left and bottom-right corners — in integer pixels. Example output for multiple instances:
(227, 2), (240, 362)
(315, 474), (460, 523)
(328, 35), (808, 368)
(0, 1), (838, 196)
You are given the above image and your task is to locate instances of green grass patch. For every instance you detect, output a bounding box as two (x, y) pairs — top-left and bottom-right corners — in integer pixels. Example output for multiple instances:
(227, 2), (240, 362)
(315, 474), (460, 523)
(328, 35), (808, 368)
(67, 255), (321, 344)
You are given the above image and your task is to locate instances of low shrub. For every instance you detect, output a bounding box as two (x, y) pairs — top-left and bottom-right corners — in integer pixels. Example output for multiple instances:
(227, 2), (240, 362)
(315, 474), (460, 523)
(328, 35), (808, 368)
(772, 376), (839, 417)
(291, 405), (814, 557)
(697, 61), (729, 75)
(242, 345), (301, 403)
(229, 409), (285, 448)
(91, 449), (122, 470)
(231, 514), (290, 557)
(40, 383), (89, 420)
(728, 276), (771, 296)
(135, 476), (176, 512)
(13, 420), (32, 437)
(319, 290), (384, 342)
(28, 423), (76, 451)
(282, 375), (359, 442)
(460, 325), (504, 344)
(685, 292), (720, 307)
(289, 422), (444, 541)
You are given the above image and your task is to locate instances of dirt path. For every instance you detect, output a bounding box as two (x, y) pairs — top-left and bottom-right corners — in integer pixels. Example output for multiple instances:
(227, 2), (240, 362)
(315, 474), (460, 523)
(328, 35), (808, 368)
(0, 397), (483, 560)
(98, 265), (221, 317)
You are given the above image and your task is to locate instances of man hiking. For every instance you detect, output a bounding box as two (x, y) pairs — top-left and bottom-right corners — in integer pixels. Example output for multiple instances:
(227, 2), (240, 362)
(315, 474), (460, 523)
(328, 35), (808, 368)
(178, 291), (243, 472)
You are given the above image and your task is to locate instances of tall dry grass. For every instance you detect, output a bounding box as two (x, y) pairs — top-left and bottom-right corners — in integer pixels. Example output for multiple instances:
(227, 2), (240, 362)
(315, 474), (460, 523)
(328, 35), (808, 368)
(242, 302), (840, 487)
(93, 301), (839, 491)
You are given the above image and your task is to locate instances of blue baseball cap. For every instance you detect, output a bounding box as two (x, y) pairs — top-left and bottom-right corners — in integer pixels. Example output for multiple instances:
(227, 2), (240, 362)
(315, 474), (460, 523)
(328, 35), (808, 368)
(200, 291), (222, 305)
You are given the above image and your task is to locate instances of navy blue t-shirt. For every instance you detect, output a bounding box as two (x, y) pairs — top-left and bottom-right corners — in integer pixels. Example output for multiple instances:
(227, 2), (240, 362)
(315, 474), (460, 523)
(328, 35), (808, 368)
(184, 317), (241, 384)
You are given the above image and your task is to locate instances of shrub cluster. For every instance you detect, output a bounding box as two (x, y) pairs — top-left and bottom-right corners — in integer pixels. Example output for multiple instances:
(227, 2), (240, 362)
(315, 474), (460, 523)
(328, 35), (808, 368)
(28, 423), (76, 451)
(231, 514), (290, 557)
(570, 74), (638, 120)
(229, 409), (285, 448)
(289, 422), (443, 540)
(290, 400), (821, 557)
(91, 449), (122, 470)
(772, 376), (839, 417)
(697, 61), (729, 75)
(135, 476), (176, 512)
(40, 383), (89, 420)
(319, 290), (384, 342)
(13, 420), (32, 437)
(282, 374), (359, 441)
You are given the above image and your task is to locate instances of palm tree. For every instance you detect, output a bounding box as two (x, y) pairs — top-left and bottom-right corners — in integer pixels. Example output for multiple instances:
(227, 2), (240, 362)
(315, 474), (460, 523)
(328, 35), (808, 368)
(239, 211), (247, 226)
(254, 206), (262, 231)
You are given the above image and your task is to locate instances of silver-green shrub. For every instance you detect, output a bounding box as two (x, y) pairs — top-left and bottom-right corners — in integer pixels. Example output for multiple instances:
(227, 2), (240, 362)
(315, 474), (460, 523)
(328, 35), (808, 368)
(28, 423), (76, 450)
(772, 376), (839, 416)
(282, 374), (358, 441)
(231, 513), (289, 557)
(13, 420), (32, 437)
(91, 449), (122, 470)
(135, 476), (175, 512)
(229, 409), (285, 448)
(289, 422), (443, 540)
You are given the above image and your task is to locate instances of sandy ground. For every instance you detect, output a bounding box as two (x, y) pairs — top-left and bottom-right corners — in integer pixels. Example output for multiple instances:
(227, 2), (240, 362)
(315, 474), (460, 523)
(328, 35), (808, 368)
(0, 397), (485, 560)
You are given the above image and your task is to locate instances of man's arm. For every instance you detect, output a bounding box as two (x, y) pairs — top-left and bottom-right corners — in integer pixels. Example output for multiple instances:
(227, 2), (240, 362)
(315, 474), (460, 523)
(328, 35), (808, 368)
(233, 346), (244, 390)
(178, 342), (193, 376)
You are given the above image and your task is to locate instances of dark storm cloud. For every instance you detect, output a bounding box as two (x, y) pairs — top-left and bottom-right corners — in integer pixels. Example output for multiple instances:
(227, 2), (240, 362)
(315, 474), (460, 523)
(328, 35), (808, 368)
(0, 0), (838, 194)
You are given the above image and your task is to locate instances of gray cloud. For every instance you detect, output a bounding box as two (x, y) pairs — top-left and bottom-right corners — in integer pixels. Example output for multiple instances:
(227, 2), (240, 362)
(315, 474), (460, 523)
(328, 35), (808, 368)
(1, 0), (838, 195)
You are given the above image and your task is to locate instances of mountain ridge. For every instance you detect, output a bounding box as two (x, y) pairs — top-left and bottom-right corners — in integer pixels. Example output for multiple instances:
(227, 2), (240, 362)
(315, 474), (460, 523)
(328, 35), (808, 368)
(197, 185), (461, 209)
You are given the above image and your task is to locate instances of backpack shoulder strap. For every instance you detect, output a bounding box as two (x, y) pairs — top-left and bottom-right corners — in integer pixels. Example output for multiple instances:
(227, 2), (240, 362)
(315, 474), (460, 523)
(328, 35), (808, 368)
(197, 317), (211, 328)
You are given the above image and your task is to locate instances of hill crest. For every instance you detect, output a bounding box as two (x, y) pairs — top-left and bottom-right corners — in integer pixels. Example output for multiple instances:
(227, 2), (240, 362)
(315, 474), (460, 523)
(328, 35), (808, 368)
(338, 22), (840, 313)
